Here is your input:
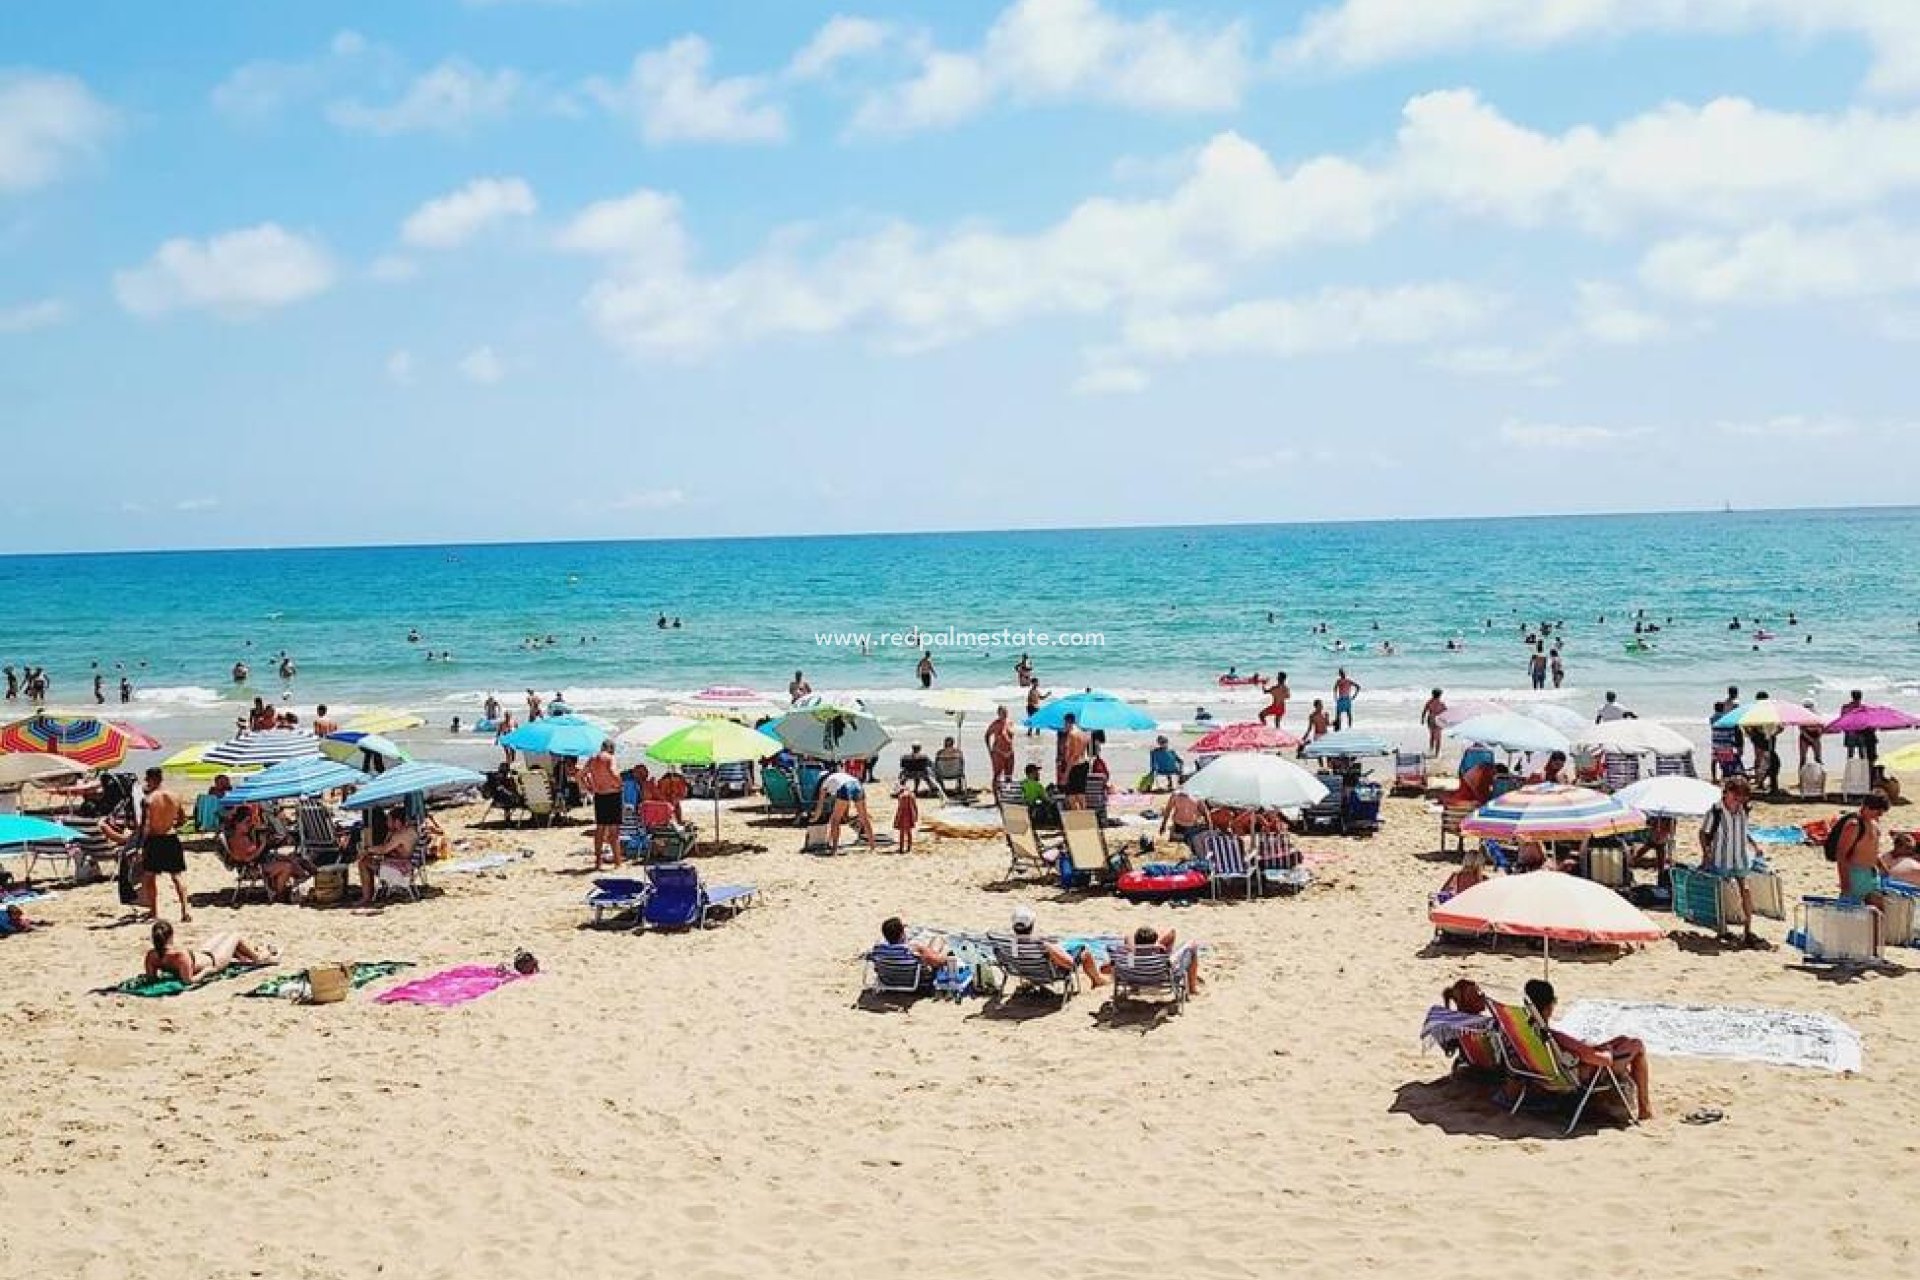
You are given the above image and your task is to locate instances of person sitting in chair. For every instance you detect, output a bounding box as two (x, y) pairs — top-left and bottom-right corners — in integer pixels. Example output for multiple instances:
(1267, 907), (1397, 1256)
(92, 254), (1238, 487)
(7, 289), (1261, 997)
(1101, 923), (1202, 993)
(933, 737), (965, 788)
(1436, 846), (1489, 903)
(1523, 978), (1654, 1121)
(875, 916), (947, 973)
(1147, 736), (1184, 791)
(355, 807), (417, 906)
(898, 744), (937, 797)
(1009, 905), (1103, 987)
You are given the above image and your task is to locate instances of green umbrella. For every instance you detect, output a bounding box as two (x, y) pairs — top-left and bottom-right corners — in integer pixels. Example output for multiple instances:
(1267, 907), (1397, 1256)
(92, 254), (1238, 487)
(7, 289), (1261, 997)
(646, 721), (782, 839)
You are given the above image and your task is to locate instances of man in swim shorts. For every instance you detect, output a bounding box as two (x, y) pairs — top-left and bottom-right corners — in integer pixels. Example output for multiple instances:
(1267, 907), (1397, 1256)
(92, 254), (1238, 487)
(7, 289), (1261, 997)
(1333, 669), (1360, 730)
(1832, 792), (1889, 906)
(1259, 672), (1290, 726)
(139, 768), (190, 923)
(1059, 714), (1091, 808)
(581, 739), (625, 870)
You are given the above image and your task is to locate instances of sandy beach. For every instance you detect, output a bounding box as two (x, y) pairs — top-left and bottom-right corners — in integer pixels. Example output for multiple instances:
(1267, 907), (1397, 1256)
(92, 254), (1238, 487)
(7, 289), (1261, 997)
(4, 775), (1915, 1280)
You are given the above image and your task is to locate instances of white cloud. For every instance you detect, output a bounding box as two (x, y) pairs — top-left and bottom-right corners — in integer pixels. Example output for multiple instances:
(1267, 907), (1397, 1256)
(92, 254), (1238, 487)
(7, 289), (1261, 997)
(174, 497), (218, 512)
(1575, 281), (1675, 344)
(1716, 414), (1860, 440)
(211, 30), (382, 122)
(459, 345), (505, 384)
(1071, 364), (1149, 395)
(1120, 283), (1495, 360)
(554, 189), (690, 261)
(115, 224), (336, 319)
(788, 16), (893, 80)
(1275, 0), (1920, 97)
(588, 36), (787, 145)
(0, 70), (115, 192)
(1424, 343), (1561, 381)
(401, 177), (537, 249)
(386, 349), (416, 385)
(851, 0), (1250, 135)
(610, 487), (687, 511)
(1640, 220), (1920, 303)
(0, 298), (70, 333)
(328, 58), (523, 135)
(368, 254), (420, 282)
(1498, 420), (1645, 450)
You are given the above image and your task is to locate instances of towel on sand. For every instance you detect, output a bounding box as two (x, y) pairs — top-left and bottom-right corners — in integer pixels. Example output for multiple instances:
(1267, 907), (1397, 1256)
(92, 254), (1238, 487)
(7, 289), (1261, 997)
(243, 961), (413, 998)
(436, 854), (515, 874)
(373, 963), (530, 1007)
(1558, 999), (1863, 1073)
(97, 962), (269, 998)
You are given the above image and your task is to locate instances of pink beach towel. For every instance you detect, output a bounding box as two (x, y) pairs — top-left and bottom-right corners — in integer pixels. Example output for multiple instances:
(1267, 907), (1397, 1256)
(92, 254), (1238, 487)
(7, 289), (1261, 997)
(374, 964), (530, 1007)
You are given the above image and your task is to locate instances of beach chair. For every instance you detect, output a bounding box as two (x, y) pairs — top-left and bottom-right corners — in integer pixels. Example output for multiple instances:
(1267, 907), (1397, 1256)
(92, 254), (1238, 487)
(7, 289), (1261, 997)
(584, 876), (649, 926)
(517, 766), (557, 827)
(1488, 997), (1638, 1135)
(1581, 843), (1630, 891)
(993, 779), (1025, 810)
(1059, 808), (1115, 887)
(616, 804), (653, 860)
(296, 797), (349, 863)
(932, 753), (970, 800)
(1652, 752), (1697, 778)
(1080, 773), (1110, 823)
(762, 768), (802, 818)
(639, 862), (757, 930)
(1393, 751), (1429, 795)
(1838, 757), (1872, 801)
(1601, 753), (1642, 792)
(1106, 941), (1191, 1010)
(1440, 803), (1473, 855)
(717, 761), (753, 797)
(1301, 775), (1346, 835)
(863, 941), (930, 998)
(1875, 881), (1917, 947)
(372, 829), (429, 902)
(999, 803), (1061, 881)
(1344, 782), (1383, 834)
(484, 768), (529, 826)
(987, 932), (1079, 1000)
(1789, 897), (1884, 967)
(796, 765), (826, 808)
(641, 800), (698, 861)
(1249, 830), (1310, 892)
(1191, 830), (1255, 900)
(1670, 866), (1785, 934)
(213, 832), (270, 906)
(1453, 1024), (1502, 1075)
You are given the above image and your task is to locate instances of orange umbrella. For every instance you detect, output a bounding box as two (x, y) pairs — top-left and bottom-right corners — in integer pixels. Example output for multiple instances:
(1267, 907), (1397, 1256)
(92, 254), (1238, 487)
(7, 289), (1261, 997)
(1430, 870), (1664, 973)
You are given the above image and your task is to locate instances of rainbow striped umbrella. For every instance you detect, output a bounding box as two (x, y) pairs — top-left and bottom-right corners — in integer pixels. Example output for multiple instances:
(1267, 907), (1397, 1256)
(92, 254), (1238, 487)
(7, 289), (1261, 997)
(1461, 783), (1644, 843)
(1714, 699), (1823, 731)
(0, 715), (141, 768)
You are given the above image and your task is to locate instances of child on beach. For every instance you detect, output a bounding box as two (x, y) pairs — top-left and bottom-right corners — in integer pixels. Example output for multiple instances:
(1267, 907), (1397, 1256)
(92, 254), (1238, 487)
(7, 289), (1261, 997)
(892, 785), (919, 853)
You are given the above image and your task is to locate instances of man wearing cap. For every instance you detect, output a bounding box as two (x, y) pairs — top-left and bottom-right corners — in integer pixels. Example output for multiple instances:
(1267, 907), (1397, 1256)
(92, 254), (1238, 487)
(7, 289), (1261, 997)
(1008, 905), (1103, 987)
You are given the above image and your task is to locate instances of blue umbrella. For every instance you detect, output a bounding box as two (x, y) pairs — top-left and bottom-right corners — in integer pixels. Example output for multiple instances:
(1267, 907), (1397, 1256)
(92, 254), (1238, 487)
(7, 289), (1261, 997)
(222, 756), (368, 805)
(500, 714), (605, 758)
(1025, 690), (1157, 733)
(343, 761), (487, 810)
(0, 814), (84, 857)
(1302, 730), (1394, 759)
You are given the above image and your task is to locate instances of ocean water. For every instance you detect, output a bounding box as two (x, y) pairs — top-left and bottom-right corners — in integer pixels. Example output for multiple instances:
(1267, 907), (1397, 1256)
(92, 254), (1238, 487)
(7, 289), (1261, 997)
(3, 508), (1917, 765)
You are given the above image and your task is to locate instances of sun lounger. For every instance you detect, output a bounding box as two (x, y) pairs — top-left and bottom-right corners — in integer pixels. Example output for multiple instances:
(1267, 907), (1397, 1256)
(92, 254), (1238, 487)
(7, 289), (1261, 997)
(864, 941), (931, 997)
(639, 862), (757, 930)
(762, 767), (803, 817)
(1059, 808), (1115, 887)
(1106, 941), (1191, 1010)
(999, 802), (1061, 880)
(987, 932), (1079, 1000)
(1190, 830), (1255, 899)
(1488, 997), (1638, 1135)
(1788, 897), (1884, 967)
(585, 876), (649, 926)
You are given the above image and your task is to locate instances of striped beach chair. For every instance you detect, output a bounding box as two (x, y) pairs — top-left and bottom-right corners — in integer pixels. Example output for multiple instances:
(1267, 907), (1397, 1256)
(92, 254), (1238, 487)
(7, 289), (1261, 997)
(1106, 941), (1191, 1010)
(1601, 753), (1642, 792)
(987, 932), (1079, 1000)
(1190, 830), (1255, 899)
(1488, 998), (1638, 1135)
(863, 941), (929, 998)
(1250, 831), (1310, 892)
(1788, 897), (1884, 968)
(1652, 752), (1697, 778)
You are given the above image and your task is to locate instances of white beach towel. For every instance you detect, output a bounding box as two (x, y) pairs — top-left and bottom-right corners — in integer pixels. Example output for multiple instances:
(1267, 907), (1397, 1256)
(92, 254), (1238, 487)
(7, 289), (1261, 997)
(1558, 999), (1863, 1074)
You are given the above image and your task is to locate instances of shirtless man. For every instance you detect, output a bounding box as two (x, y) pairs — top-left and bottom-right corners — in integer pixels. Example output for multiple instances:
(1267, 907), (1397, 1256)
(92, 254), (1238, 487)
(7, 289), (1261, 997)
(1832, 792), (1890, 906)
(1301, 699), (1331, 751)
(581, 738), (625, 869)
(915, 650), (936, 689)
(1333, 669), (1361, 730)
(1258, 672), (1291, 726)
(985, 707), (1016, 786)
(788, 670), (811, 704)
(1059, 713), (1091, 809)
(1158, 789), (1206, 841)
(139, 767), (190, 922)
(312, 703), (338, 737)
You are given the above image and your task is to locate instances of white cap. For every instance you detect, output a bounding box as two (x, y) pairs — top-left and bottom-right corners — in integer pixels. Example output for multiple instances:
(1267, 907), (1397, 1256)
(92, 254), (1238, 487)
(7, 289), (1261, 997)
(1011, 904), (1037, 930)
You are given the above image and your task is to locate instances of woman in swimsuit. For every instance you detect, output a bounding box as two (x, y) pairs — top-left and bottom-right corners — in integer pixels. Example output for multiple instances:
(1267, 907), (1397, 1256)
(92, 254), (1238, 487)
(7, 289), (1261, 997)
(143, 919), (274, 984)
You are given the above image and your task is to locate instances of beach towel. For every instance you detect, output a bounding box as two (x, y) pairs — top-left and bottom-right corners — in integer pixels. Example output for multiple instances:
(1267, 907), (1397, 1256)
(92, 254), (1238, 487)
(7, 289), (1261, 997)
(0, 889), (52, 907)
(373, 963), (530, 1007)
(1558, 999), (1863, 1073)
(436, 854), (515, 875)
(243, 961), (413, 999)
(1420, 1007), (1494, 1052)
(97, 962), (269, 999)
(1750, 825), (1808, 846)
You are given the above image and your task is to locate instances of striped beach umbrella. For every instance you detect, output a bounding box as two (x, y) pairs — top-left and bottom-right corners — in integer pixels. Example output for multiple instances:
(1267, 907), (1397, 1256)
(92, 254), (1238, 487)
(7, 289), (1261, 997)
(203, 729), (322, 767)
(221, 756), (367, 805)
(1714, 699), (1823, 731)
(1301, 729), (1393, 759)
(159, 742), (261, 779)
(0, 715), (140, 768)
(1461, 783), (1644, 843)
(342, 761), (486, 810)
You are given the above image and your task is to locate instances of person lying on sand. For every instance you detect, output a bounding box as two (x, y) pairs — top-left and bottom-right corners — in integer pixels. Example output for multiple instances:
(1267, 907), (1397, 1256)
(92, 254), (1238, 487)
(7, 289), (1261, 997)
(1, 904), (47, 935)
(144, 919), (275, 984)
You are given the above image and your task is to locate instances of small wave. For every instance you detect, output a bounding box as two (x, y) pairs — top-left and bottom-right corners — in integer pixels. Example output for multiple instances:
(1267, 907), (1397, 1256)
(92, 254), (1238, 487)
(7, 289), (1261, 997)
(132, 686), (226, 706)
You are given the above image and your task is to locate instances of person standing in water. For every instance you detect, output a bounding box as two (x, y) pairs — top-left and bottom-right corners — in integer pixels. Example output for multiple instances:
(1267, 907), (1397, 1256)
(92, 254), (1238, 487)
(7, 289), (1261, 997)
(1332, 669), (1361, 730)
(915, 650), (936, 689)
(1258, 672), (1290, 726)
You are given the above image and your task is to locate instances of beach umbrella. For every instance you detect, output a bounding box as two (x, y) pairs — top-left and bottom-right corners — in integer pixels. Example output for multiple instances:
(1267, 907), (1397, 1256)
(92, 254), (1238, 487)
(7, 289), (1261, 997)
(768, 706), (891, 762)
(0, 752), (88, 787)
(0, 814), (84, 859)
(1025, 690), (1156, 733)
(1180, 753), (1328, 810)
(1714, 700), (1823, 731)
(0, 715), (143, 769)
(1446, 713), (1571, 756)
(1190, 722), (1300, 754)
(221, 756), (367, 805)
(1825, 704), (1920, 735)
(1519, 704), (1590, 735)
(921, 688), (998, 730)
(1461, 783), (1644, 843)
(1881, 742), (1920, 772)
(158, 742), (261, 779)
(1301, 729), (1393, 759)
(346, 708), (426, 735)
(614, 715), (696, 752)
(1572, 719), (1694, 755)
(646, 721), (782, 839)
(1612, 776), (1722, 819)
(1434, 700), (1505, 727)
(319, 731), (411, 768)
(342, 761), (486, 810)
(1428, 870), (1664, 972)
(203, 729), (321, 767)
(500, 714), (606, 759)
(671, 686), (779, 722)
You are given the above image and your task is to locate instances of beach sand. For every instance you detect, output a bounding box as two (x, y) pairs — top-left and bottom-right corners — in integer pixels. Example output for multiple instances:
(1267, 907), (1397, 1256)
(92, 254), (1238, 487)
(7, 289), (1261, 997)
(2, 781), (1916, 1280)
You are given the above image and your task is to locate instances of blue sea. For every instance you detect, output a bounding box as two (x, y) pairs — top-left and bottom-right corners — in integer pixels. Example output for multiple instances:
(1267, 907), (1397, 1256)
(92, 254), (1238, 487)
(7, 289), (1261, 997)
(3, 508), (1916, 765)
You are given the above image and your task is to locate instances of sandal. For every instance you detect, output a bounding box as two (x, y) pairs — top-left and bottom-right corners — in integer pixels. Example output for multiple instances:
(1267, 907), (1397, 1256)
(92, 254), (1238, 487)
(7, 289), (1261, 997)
(1682, 1107), (1725, 1125)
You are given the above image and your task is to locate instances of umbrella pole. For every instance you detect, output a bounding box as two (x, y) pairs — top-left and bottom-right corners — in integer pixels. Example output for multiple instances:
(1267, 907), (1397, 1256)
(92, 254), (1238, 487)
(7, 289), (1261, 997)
(1542, 934), (1551, 978)
(713, 790), (722, 845)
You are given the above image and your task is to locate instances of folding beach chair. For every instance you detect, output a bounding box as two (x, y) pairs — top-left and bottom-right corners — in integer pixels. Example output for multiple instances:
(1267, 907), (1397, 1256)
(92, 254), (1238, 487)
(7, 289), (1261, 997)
(1875, 880), (1917, 947)
(1301, 775), (1346, 835)
(932, 753), (969, 801)
(1190, 830), (1255, 900)
(1601, 753), (1643, 792)
(1670, 865), (1785, 934)
(1440, 803), (1473, 856)
(1106, 941), (1191, 1011)
(639, 862), (757, 930)
(1581, 843), (1630, 891)
(993, 779), (1025, 810)
(987, 932), (1079, 1001)
(214, 832), (270, 906)
(296, 797), (350, 864)
(863, 941), (930, 998)
(1488, 997), (1638, 1135)
(1079, 773), (1110, 823)
(1652, 752), (1697, 778)
(517, 766), (557, 827)
(641, 800), (698, 861)
(1789, 897), (1884, 968)
(616, 804), (652, 860)
(999, 803), (1061, 880)
(1249, 830), (1310, 892)
(371, 829), (429, 903)
(1059, 808), (1115, 887)
(1393, 751), (1429, 794)
(584, 876), (649, 926)
(761, 768), (803, 818)
(1344, 781), (1383, 834)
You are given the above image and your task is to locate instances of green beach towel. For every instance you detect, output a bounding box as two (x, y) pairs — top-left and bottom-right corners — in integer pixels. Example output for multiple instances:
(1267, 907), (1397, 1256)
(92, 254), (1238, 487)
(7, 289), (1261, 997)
(243, 961), (413, 999)
(98, 962), (269, 998)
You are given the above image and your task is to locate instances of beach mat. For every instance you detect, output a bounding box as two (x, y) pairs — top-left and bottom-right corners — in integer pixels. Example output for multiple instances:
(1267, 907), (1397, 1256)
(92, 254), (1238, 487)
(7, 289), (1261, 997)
(437, 854), (515, 875)
(1558, 999), (1862, 1073)
(1, 889), (53, 907)
(96, 962), (269, 999)
(373, 963), (530, 1007)
(243, 960), (413, 999)
(1750, 825), (1809, 846)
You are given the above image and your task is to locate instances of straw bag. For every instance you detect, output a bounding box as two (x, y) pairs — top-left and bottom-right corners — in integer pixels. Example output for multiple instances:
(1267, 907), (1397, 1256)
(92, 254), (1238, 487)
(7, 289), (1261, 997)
(306, 963), (351, 1004)
(310, 866), (346, 906)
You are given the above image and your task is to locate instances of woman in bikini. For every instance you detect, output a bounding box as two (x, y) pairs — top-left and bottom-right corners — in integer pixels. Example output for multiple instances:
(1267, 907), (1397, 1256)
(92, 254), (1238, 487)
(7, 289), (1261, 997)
(143, 919), (274, 984)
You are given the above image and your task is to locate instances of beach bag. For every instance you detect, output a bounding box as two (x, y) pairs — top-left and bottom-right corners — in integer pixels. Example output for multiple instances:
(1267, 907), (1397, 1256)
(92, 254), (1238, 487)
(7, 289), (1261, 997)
(1822, 814), (1862, 862)
(310, 866), (347, 906)
(306, 963), (351, 1004)
(116, 845), (143, 906)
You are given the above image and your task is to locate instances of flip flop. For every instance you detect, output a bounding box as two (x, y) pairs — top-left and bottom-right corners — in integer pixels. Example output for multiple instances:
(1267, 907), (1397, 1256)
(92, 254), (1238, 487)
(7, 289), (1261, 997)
(1682, 1108), (1725, 1125)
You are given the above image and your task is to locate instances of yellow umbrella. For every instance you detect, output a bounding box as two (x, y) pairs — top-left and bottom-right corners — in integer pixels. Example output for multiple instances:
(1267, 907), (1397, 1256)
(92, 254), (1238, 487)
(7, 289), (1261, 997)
(1882, 742), (1920, 772)
(347, 708), (426, 735)
(159, 742), (261, 779)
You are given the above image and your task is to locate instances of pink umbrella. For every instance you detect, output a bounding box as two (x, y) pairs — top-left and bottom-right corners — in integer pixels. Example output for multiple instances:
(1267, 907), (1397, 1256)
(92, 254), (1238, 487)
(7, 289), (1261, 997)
(1190, 722), (1300, 753)
(1825, 704), (1920, 734)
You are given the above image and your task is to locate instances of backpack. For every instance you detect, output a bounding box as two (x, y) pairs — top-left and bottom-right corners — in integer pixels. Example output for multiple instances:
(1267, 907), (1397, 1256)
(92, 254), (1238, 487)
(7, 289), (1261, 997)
(1822, 813), (1862, 863)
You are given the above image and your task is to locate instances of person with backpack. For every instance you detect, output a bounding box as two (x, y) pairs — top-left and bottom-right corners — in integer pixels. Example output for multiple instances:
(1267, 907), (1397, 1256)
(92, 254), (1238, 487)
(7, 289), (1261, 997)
(1699, 777), (1764, 947)
(1828, 793), (1890, 906)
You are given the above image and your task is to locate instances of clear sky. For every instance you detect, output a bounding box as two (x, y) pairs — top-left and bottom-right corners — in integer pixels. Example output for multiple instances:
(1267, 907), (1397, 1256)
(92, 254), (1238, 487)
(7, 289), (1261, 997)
(4, 0), (1918, 551)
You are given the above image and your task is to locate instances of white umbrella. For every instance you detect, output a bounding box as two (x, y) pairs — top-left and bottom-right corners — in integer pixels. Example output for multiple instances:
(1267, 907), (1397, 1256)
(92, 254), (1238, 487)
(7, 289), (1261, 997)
(921, 688), (998, 730)
(1520, 704), (1589, 735)
(0, 752), (88, 787)
(1613, 776), (1722, 818)
(1446, 713), (1571, 756)
(615, 715), (696, 751)
(1573, 719), (1694, 755)
(1180, 753), (1329, 810)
